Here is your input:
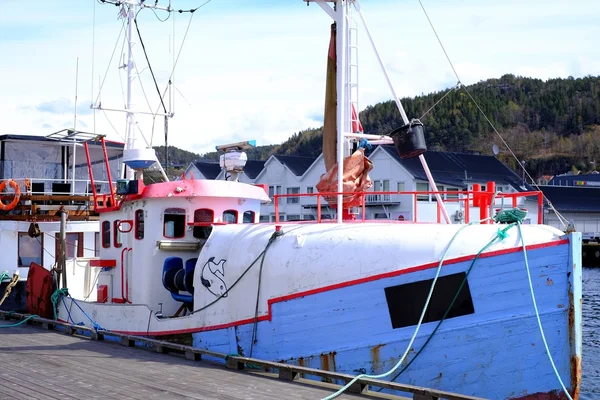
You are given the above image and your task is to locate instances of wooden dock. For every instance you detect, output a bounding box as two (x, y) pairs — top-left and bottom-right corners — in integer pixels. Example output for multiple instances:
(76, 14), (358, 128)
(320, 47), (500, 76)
(0, 320), (390, 400)
(0, 314), (485, 400)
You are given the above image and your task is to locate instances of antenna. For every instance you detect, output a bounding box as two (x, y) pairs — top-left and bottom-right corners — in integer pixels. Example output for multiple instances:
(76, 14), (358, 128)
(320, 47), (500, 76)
(492, 144), (499, 156)
(73, 57), (79, 130)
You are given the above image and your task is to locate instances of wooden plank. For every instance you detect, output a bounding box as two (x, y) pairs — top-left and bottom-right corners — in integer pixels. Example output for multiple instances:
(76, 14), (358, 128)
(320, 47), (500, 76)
(0, 322), (369, 400)
(0, 312), (480, 400)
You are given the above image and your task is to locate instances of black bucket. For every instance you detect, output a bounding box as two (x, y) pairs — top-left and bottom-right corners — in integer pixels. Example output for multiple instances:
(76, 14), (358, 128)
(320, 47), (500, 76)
(389, 119), (427, 159)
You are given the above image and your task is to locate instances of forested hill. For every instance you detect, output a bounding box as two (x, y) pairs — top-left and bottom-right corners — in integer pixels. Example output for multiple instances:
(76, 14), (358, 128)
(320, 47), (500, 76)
(161, 74), (600, 178)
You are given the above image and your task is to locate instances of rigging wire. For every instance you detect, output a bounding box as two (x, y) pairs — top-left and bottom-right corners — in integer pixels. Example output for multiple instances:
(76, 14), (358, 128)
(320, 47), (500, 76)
(133, 14), (170, 167)
(93, 19), (126, 108)
(102, 110), (126, 142)
(416, 0), (569, 228)
(117, 31), (128, 108)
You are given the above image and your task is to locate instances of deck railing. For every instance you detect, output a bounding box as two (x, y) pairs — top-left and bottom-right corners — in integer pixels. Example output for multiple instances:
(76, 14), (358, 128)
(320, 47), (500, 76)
(273, 181), (544, 224)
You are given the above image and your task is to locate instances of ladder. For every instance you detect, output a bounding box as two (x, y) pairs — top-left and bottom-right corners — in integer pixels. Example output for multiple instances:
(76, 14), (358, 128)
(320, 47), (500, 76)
(347, 10), (361, 134)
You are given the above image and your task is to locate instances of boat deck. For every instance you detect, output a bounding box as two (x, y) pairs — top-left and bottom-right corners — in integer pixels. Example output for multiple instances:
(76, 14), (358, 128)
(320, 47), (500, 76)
(0, 320), (379, 400)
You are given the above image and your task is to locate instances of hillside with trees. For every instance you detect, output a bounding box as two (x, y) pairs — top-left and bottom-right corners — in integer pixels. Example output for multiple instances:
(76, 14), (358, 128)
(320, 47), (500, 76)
(160, 74), (600, 179)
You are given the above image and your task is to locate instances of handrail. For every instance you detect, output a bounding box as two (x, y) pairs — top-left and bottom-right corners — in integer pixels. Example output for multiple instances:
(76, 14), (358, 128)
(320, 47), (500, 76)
(273, 182), (544, 224)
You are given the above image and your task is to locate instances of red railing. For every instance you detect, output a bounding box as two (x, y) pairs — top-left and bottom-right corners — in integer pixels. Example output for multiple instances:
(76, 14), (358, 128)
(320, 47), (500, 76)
(272, 181), (544, 225)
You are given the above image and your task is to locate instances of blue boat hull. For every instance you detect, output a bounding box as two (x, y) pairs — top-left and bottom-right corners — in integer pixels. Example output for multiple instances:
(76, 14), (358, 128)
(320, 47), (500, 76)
(192, 236), (582, 399)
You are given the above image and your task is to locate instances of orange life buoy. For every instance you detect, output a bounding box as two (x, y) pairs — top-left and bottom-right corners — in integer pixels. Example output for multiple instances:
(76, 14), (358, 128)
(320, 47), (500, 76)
(0, 179), (21, 211)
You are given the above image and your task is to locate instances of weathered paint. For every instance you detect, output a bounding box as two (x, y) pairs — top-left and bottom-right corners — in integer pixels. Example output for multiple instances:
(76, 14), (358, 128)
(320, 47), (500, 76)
(191, 241), (579, 399)
(567, 232), (583, 400)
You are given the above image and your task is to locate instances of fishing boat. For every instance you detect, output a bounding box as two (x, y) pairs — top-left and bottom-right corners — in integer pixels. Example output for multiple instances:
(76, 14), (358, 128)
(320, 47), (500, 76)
(33, 1), (582, 399)
(0, 131), (123, 312)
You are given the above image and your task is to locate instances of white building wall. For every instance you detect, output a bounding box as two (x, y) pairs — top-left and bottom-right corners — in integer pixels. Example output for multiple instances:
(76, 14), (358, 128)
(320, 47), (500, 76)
(255, 158), (304, 222)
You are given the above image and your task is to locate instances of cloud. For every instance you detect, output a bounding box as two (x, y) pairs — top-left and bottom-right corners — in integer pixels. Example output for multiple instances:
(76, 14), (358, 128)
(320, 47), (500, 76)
(1, 0), (599, 154)
(26, 98), (94, 116)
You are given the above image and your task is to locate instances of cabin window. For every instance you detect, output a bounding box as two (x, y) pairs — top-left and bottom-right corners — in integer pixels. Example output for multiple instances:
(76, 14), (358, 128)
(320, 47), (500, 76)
(102, 221), (111, 248)
(384, 272), (474, 329)
(113, 220), (123, 248)
(94, 232), (100, 257)
(243, 211), (256, 223)
(18, 233), (43, 267)
(135, 209), (144, 240)
(193, 208), (214, 239)
(223, 210), (238, 224)
(164, 208), (186, 238)
(56, 232), (83, 259)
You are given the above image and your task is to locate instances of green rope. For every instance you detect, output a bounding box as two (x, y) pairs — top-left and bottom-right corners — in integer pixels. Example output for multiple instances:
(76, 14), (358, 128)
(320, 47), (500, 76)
(382, 223), (517, 389)
(225, 353), (261, 370)
(380, 209), (529, 389)
(494, 207), (528, 224)
(51, 288), (70, 321)
(0, 315), (39, 328)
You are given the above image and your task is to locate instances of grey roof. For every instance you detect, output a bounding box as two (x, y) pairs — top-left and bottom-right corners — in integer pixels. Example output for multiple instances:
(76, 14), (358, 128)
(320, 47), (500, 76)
(380, 145), (530, 190)
(191, 161), (221, 180)
(548, 173), (600, 187)
(540, 185), (600, 212)
(273, 155), (316, 176)
(243, 160), (266, 179)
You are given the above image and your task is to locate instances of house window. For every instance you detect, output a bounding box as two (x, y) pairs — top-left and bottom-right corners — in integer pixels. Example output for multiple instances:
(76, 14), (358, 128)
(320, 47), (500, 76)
(95, 232), (100, 257)
(287, 215), (301, 221)
(56, 232), (83, 259)
(134, 210), (144, 240)
(446, 187), (459, 200)
(287, 187), (300, 204)
(303, 214), (316, 220)
(269, 185), (282, 199)
(259, 215), (270, 223)
(306, 186), (314, 194)
(384, 272), (474, 329)
(164, 208), (186, 238)
(193, 208), (214, 239)
(102, 221), (111, 248)
(243, 211), (256, 223)
(397, 182), (405, 192)
(416, 182), (429, 201)
(18, 233), (42, 267)
(374, 180), (390, 192)
(432, 185), (444, 202)
(223, 210), (238, 224)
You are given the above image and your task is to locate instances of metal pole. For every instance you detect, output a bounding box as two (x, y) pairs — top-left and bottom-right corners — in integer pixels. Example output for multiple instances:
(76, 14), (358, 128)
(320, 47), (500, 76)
(59, 209), (68, 289)
(354, 0), (451, 224)
(125, 2), (136, 180)
(335, 0), (348, 223)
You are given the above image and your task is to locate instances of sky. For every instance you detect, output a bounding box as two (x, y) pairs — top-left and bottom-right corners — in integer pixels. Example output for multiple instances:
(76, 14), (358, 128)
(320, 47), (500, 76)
(0, 0), (599, 155)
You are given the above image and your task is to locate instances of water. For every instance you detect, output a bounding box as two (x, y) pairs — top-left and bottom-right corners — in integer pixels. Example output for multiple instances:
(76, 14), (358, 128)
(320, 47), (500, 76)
(582, 267), (600, 400)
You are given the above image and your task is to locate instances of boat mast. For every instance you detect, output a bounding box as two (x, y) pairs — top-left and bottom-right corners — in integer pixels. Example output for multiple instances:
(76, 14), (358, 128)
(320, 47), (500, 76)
(93, 0), (171, 182)
(125, 2), (136, 180)
(310, 0), (451, 224)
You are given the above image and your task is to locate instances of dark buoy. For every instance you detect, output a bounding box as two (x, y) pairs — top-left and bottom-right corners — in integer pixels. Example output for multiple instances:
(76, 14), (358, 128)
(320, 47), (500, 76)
(389, 119), (427, 159)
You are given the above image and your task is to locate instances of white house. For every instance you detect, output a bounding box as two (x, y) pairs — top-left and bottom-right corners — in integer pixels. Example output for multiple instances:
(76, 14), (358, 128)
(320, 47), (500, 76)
(253, 155), (318, 222)
(183, 160), (221, 180)
(184, 146), (541, 225)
